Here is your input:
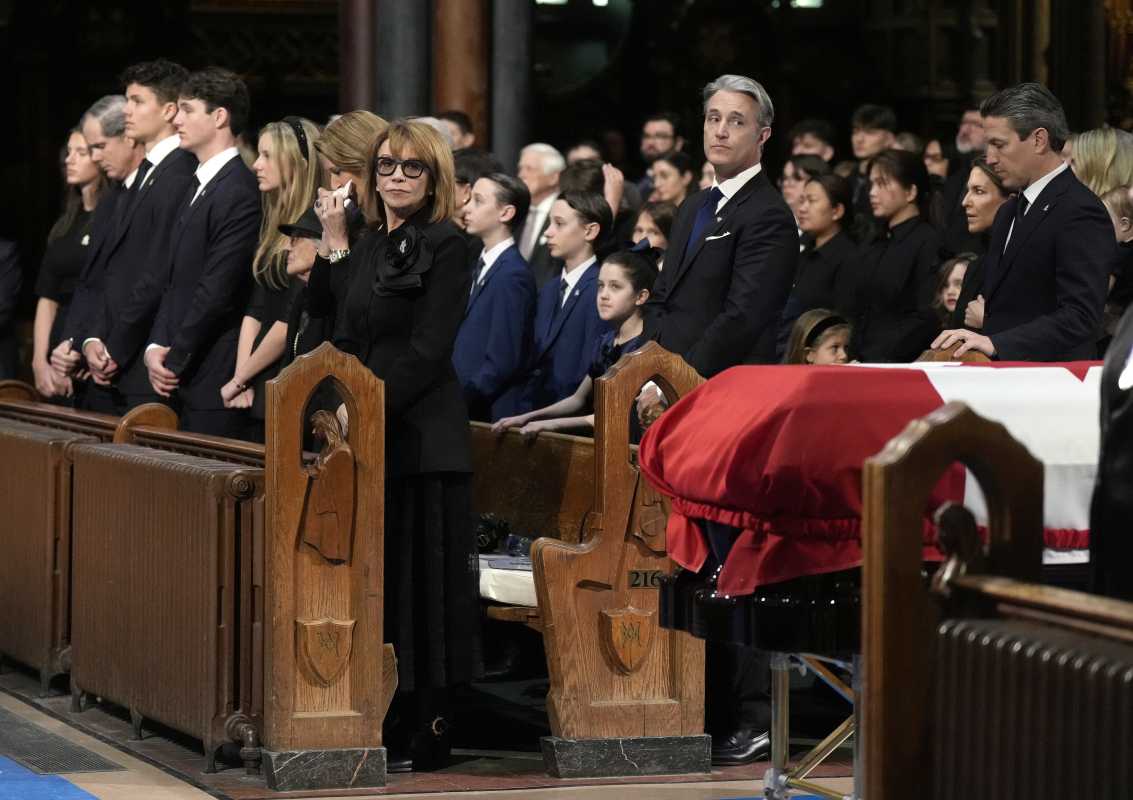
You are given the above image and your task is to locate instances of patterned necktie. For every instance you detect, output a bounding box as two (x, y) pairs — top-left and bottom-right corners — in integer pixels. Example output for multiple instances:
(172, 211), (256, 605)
(682, 186), (725, 261)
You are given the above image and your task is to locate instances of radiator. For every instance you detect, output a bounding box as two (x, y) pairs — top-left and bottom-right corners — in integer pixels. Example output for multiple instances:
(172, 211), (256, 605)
(69, 443), (263, 768)
(933, 618), (1133, 799)
(0, 420), (94, 688)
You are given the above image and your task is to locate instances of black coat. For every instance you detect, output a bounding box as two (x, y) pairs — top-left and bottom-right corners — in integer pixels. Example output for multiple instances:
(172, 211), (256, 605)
(73, 149), (198, 396)
(982, 168), (1113, 361)
(140, 155), (262, 409)
(849, 216), (941, 362)
(308, 214), (473, 477)
(644, 170), (799, 376)
(1089, 303), (1133, 601)
(949, 253), (987, 331)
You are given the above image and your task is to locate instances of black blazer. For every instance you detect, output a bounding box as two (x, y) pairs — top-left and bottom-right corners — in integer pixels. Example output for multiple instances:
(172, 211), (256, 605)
(308, 214), (473, 478)
(981, 167), (1113, 361)
(62, 183), (123, 344)
(75, 149), (198, 394)
(643, 170), (799, 376)
(849, 216), (941, 362)
(142, 155), (262, 409)
(1089, 304), (1133, 601)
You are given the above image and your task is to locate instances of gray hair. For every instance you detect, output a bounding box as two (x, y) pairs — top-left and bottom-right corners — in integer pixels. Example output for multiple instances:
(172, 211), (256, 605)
(702, 75), (775, 129)
(980, 82), (1070, 152)
(413, 116), (455, 149)
(81, 95), (128, 138)
(521, 143), (566, 176)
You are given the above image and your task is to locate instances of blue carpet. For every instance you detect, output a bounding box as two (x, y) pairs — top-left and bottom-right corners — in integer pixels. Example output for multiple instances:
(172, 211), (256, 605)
(0, 756), (97, 799)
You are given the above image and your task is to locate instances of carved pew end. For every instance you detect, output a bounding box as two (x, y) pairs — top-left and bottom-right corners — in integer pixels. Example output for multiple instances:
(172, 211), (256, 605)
(541, 734), (711, 778)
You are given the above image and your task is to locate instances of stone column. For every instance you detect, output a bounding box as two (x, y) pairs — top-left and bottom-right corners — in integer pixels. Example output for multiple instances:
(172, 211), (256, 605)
(491, 0), (532, 169)
(339, 0), (378, 112)
(434, 0), (489, 146)
(376, 0), (430, 118)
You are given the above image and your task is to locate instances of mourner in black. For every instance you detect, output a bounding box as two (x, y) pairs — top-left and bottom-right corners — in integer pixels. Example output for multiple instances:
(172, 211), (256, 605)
(137, 68), (261, 437)
(935, 83), (1112, 361)
(849, 149), (941, 362)
(947, 157), (1010, 331)
(0, 239), (20, 381)
(1090, 303), (1133, 602)
(641, 74), (799, 768)
(310, 119), (481, 772)
(1100, 187), (1133, 354)
(33, 128), (105, 402)
(68, 62), (197, 413)
(50, 94), (147, 414)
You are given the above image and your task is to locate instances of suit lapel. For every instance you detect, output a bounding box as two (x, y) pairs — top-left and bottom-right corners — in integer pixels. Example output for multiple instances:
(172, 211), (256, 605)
(985, 170), (1072, 301)
(172, 156), (240, 249)
(468, 246), (516, 312)
(669, 171), (765, 292)
(540, 264), (596, 356)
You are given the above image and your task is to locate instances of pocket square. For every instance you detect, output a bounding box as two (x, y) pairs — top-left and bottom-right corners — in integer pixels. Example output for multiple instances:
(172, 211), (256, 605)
(705, 231), (732, 241)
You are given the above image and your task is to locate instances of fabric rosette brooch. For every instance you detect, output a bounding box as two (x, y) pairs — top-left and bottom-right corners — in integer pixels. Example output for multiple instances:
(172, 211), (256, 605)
(373, 224), (434, 295)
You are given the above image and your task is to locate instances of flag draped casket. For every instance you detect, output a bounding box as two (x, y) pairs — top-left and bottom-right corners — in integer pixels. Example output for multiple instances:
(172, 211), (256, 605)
(639, 362), (1099, 596)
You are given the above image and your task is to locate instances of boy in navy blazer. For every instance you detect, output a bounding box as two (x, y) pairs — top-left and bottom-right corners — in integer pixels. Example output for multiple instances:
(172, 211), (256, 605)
(135, 68), (261, 437)
(453, 173), (536, 421)
(520, 191), (612, 411)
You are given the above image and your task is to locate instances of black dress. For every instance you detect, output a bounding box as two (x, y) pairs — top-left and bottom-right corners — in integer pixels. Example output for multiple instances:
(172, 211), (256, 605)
(243, 276), (302, 436)
(308, 211), (481, 693)
(849, 216), (942, 362)
(36, 209), (94, 351)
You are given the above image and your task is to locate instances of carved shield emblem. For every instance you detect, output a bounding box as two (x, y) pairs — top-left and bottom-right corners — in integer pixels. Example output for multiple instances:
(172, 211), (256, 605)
(600, 607), (655, 674)
(296, 617), (356, 687)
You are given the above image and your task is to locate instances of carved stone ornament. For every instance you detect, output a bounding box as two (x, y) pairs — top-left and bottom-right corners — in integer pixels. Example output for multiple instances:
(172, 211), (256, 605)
(296, 617), (356, 687)
(600, 607), (655, 674)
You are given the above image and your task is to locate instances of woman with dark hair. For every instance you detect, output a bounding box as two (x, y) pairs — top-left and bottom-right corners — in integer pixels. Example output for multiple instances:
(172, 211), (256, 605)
(32, 128), (106, 401)
(777, 174), (859, 355)
(849, 148), (942, 361)
(311, 119), (480, 772)
(632, 199), (677, 255)
(649, 151), (696, 208)
(948, 156), (1011, 330)
(780, 153), (832, 220)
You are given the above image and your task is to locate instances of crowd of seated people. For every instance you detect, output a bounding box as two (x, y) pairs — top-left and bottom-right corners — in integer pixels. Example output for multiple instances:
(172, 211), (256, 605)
(8, 59), (1133, 769)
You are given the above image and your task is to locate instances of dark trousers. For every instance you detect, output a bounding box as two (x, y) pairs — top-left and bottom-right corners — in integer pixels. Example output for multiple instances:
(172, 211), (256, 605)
(705, 642), (771, 736)
(82, 383), (129, 417)
(178, 406), (249, 439)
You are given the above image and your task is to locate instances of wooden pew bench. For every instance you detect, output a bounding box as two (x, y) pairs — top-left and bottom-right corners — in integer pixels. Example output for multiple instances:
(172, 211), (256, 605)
(863, 402), (1133, 799)
(0, 344), (395, 791)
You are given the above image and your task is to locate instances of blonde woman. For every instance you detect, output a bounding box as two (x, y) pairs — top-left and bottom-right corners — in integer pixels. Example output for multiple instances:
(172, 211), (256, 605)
(221, 116), (323, 439)
(313, 109), (389, 226)
(1070, 127), (1133, 197)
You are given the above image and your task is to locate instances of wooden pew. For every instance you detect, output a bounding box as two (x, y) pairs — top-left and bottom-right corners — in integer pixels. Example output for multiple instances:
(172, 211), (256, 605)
(862, 401), (1133, 798)
(527, 342), (709, 777)
(0, 343), (395, 791)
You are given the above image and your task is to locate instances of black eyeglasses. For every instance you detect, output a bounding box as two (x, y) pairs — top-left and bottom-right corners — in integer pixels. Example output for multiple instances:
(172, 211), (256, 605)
(376, 156), (430, 179)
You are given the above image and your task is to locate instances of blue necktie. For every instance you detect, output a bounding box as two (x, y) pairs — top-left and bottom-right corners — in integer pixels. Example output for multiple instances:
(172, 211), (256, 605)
(682, 187), (724, 261)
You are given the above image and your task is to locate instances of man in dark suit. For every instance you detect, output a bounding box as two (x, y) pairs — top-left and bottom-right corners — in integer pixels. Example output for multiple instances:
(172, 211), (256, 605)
(934, 83), (1112, 361)
(516, 143), (564, 290)
(54, 63), (196, 415)
(50, 94), (148, 410)
(453, 173), (536, 421)
(641, 73), (800, 768)
(0, 239), (20, 380)
(132, 67), (261, 437)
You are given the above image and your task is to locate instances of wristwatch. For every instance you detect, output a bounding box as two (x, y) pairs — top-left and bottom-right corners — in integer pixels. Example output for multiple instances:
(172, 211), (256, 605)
(327, 248), (350, 264)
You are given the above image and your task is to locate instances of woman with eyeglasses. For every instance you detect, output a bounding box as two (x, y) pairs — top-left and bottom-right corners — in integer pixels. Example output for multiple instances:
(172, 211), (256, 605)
(310, 119), (480, 773)
(219, 116), (323, 441)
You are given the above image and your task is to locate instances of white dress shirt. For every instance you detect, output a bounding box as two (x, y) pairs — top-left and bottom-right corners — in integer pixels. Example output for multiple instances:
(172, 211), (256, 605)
(559, 255), (597, 307)
(711, 162), (763, 213)
(190, 146), (240, 206)
(1004, 162), (1068, 251)
(474, 237), (516, 286)
(142, 133), (183, 179)
(520, 193), (558, 259)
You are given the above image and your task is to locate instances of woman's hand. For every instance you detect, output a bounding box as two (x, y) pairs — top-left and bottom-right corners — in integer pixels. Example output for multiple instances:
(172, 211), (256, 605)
(491, 414), (529, 434)
(315, 187), (350, 255)
(964, 294), (985, 329)
(221, 378), (249, 406)
(33, 359), (62, 397)
(603, 163), (625, 216)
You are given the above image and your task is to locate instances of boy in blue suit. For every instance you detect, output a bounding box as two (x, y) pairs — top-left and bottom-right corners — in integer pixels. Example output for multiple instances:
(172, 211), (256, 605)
(453, 173), (536, 421)
(520, 191), (612, 411)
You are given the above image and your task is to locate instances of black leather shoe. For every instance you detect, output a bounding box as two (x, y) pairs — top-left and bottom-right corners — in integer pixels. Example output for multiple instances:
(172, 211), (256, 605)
(386, 750), (413, 773)
(711, 727), (772, 766)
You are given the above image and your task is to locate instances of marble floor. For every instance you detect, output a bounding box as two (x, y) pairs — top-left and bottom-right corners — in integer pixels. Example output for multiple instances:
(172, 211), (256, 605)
(0, 667), (853, 800)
